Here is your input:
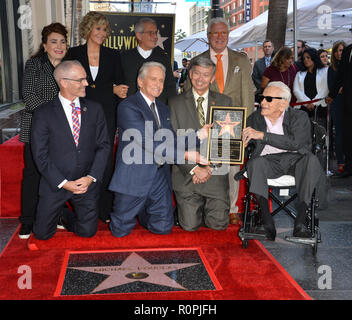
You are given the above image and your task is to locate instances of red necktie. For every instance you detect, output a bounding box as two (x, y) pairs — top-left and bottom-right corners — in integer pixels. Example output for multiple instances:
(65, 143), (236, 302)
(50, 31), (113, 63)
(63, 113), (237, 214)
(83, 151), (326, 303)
(71, 102), (80, 146)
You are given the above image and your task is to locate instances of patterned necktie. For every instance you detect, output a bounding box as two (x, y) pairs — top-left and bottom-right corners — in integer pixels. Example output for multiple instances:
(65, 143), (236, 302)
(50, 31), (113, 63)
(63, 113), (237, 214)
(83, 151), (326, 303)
(150, 102), (160, 129)
(197, 96), (205, 126)
(215, 54), (224, 94)
(71, 102), (80, 146)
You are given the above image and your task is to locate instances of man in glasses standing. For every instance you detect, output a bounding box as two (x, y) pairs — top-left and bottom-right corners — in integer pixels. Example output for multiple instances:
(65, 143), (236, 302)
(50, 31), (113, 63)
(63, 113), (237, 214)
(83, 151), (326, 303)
(30, 60), (110, 240)
(120, 17), (176, 103)
(240, 81), (323, 240)
(186, 17), (255, 225)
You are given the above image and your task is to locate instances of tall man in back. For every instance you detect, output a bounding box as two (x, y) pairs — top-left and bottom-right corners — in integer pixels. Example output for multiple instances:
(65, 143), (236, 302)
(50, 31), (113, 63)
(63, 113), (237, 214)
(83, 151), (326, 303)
(120, 17), (176, 103)
(186, 17), (255, 224)
(31, 60), (110, 240)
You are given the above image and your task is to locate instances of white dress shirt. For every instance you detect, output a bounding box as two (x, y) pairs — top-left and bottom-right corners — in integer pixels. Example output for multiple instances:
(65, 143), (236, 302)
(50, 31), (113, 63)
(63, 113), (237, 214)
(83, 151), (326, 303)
(140, 90), (161, 125)
(137, 45), (152, 59)
(57, 93), (95, 188)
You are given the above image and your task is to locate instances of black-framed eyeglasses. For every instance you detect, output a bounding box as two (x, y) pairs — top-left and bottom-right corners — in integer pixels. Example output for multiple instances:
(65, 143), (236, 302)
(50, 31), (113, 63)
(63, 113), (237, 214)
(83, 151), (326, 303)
(63, 78), (87, 83)
(258, 95), (285, 103)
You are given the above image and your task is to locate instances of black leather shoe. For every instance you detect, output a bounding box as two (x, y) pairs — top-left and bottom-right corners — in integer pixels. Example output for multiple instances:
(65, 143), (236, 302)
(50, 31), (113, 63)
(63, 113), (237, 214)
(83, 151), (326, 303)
(332, 171), (352, 178)
(255, 223), (276, 241)
(293, 223), (311, 238)
(59, 215), (73, 232)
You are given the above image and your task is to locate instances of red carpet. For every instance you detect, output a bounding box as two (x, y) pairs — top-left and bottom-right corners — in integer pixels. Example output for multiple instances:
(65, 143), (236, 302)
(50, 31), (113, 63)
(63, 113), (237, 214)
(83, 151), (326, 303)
(0, 135), (24, 217)
(0, 223), (311, 300)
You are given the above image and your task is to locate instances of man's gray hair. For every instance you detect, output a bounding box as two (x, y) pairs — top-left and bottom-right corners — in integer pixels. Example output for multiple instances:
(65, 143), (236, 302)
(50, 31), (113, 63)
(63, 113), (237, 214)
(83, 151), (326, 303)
(53, 60), (83, 85)
(135, 17), (157, 34)
(189, 56), (216, 76)
(266, 81), (292, 102)
(207, 17), (229, 33)
(138, 61), (166, 80)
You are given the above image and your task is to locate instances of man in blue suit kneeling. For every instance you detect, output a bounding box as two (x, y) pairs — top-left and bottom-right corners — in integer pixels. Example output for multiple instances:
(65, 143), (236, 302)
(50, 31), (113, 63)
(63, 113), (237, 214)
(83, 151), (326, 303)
(109, 62), (209, 237)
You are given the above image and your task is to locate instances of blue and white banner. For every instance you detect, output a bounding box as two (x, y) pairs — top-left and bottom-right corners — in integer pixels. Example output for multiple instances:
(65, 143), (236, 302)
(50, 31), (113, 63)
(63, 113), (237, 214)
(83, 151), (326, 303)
(245, 0), (252, 22)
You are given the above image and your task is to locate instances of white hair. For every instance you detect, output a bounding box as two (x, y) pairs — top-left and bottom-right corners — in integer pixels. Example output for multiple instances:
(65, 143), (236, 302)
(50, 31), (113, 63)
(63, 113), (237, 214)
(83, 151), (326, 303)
(207, 17), (229, 33)
(266, 81), (292, 102)
(138, 61), (166, 80)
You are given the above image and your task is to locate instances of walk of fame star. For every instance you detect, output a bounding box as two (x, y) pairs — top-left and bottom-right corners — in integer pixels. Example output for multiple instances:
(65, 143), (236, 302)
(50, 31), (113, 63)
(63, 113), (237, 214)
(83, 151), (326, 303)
(68, 252), (200, 293)
(156, 30), (168, 50)
(216, 113), (240, 138)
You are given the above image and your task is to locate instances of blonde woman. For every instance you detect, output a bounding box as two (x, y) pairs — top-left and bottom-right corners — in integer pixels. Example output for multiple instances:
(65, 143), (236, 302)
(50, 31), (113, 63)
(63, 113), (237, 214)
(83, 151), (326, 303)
(67, 11), (128, 223)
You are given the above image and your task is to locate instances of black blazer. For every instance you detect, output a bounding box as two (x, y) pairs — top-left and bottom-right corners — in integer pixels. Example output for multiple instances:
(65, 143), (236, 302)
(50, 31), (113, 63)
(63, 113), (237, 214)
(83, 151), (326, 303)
(66, 44), (124, 141)
(31, 97), (111, 193)
(120, 46), (176, 103)
(329, 43), (352, 106)
(247, 106), (313, 159)
(20, 54), (59, 143)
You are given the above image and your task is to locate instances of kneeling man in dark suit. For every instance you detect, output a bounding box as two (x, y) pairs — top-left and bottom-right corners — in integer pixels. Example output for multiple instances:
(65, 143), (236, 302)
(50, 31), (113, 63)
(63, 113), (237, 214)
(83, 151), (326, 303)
(31, 60), (110, 240)
(242, 81), (323, 241)
(169, 56), (232, 231)
(109, 62), (210, 237)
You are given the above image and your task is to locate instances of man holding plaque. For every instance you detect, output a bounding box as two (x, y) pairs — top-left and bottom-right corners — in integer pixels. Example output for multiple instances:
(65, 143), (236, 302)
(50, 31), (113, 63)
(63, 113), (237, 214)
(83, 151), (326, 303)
(169, 56), (232, 231)
(241, 81), (324, 240)
(186, 18), (255, 225)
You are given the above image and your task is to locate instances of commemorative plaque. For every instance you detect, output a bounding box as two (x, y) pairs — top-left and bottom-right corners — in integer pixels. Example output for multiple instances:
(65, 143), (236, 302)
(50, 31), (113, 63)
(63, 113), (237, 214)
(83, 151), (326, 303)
(207, 106), (246, 165)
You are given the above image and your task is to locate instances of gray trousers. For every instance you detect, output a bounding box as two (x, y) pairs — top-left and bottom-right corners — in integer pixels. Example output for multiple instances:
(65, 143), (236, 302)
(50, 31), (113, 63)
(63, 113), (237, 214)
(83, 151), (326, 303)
(174, 191), (229, 232)
(247, 152), (323, 206)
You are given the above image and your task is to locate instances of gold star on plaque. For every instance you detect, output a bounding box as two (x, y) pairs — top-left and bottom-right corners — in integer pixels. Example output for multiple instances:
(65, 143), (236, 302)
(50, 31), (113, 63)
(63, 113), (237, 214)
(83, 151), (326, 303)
(129, 25), (135, 33)
(120, 29), (124, 34)
(216, 113), (240, 138)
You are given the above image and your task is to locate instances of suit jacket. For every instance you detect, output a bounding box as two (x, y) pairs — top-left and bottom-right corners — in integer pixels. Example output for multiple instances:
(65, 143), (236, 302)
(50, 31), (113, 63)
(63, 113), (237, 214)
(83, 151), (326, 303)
(252, 57), (267, 91)
(329, 43), (352, 110)
(20, 54), (59, 143)
(66, 44), (124, 141)
(246, 106), (312, 159)
(120, 47), (176, 103)
(31, 97), (111, 194)
(169, 89), (231, 200)
(185, 48), (255, 115)
(108, 91), (197, 197)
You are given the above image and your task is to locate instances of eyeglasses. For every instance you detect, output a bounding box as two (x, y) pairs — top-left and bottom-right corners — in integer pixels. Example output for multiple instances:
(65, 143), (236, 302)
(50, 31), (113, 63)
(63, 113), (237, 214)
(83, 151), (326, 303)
(141, 30), (158, 36)
(258, 95), (285, 103)
(63, 77), (87, 83)
(208, 31), (229, 37)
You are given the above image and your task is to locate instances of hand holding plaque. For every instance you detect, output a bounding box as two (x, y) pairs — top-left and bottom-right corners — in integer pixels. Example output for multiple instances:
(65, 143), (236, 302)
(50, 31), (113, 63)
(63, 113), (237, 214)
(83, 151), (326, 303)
(207, 106), (246, 165)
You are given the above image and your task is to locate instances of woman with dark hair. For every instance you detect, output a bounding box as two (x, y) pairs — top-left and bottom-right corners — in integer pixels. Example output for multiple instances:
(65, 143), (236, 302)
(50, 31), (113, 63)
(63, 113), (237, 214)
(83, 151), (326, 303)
(328, 41), (346, 173)
(318, 49), (330, 68)
(261, 46), (298, 104)
(293, 47), (329, 129)
(19, 22), (68, 239)
(66, 11), (127, 223)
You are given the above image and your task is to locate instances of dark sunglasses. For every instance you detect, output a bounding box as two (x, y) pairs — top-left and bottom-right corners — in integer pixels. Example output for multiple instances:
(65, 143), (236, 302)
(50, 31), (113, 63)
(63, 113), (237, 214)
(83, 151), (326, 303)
(258, 95), (285, 103)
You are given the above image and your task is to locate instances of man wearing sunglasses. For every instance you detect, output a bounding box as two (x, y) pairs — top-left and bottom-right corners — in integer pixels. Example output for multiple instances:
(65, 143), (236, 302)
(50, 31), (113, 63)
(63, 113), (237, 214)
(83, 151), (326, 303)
(186, 17), (255, 226)
(241, 81), (323, 240)
(120, 17), (176, 103)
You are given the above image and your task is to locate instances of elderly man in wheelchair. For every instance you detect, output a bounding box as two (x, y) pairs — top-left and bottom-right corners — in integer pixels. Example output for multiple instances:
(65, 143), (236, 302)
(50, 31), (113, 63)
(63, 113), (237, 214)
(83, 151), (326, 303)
(238, 81), (324, 242)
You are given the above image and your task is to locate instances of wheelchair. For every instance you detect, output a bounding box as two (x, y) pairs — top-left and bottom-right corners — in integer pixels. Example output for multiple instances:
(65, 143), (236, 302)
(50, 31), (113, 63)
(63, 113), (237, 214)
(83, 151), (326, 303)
(237, 121), (325, 256)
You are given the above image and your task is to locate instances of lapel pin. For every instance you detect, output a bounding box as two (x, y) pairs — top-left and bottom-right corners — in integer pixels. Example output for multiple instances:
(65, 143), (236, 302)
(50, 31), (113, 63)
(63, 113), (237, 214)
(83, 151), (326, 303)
(83, 107), (87, 112)
(91, 84), (96, 88)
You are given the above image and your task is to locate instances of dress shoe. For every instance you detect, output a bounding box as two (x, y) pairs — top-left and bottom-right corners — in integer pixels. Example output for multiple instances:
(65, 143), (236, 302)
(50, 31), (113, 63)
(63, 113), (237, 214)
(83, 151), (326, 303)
(293, 223), (311, 238)
(254, 223), (276, 241)
(229, 212), (242, 225)
(332, 171), (352, 178)
(59, 215), (73, 232)
(19, 223), (32, 239)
